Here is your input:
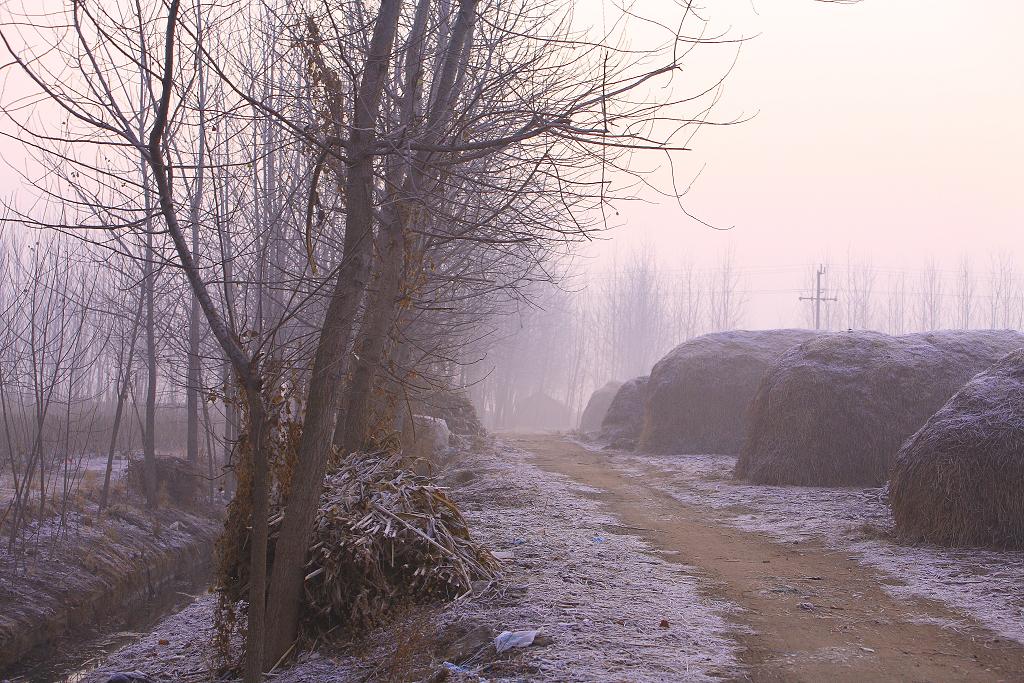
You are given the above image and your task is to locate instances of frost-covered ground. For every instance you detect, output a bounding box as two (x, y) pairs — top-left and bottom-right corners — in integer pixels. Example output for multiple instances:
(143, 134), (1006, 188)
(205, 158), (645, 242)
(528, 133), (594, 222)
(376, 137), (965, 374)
(85, 443), (744, 682)
(445, 444), (743, 681)
(0, 455), (128, 507)
(0, 496), (220, 681)
(609, 448), (1024, 646)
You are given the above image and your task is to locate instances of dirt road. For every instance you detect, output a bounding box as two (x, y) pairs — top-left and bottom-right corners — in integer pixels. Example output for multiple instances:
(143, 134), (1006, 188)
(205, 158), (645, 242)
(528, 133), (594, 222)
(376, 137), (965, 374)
(508, 433), (1024, 683)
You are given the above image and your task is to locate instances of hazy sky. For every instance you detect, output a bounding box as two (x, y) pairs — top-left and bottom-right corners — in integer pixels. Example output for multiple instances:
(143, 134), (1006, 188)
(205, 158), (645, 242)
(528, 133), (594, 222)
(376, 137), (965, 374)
(580, 0), (1024, 326)
(1, 1), (1021, 328)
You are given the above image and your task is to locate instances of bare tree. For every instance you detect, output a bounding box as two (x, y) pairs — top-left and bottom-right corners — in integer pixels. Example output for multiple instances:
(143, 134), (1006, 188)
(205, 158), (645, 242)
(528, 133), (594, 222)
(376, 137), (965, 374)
(842, 252), (875, 330)
(707, 248), (744, 332)
(670, 261), (704, 344)
(954, 256), (974, 329)
(100, 274), (145, 510)
(916, 259), (944, 331)
(885, 271), (908, 334)
(989, 253), (1018, 329)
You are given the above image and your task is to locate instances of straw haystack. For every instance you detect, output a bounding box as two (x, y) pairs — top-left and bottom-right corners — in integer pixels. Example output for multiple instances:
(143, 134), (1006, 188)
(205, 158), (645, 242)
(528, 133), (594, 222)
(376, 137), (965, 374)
(639, 330), (819, 454)
(412, 388), (484, 436)
(126, 455), (202, 508)
(509, 392), (572, 432)
(580, 381), (623, 433)
(218, 451), (497, 639)
(736, 329), (1024, 487)
(600, 376), (648, 449)
(400, 415), (453, 475)
(889, 349), (1024, 548)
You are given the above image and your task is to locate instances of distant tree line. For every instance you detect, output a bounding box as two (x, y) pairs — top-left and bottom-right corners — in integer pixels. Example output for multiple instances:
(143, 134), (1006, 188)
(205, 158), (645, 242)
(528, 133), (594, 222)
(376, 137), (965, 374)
(470, 248), (1024, 429)
(806, 253), (1024, 333)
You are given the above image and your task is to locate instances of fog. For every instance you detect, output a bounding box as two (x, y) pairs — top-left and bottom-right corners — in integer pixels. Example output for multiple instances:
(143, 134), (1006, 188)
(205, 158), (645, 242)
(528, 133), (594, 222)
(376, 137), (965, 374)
(2, 1), (1024, 680)
(470, 0), (1024, 428)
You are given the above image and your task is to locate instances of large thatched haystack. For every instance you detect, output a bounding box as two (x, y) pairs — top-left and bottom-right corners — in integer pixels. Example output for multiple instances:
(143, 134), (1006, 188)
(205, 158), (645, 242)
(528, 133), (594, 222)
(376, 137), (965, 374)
(736, 329), (1024, 487)
(600, 376), (648, 449)
(889, 349), (1024, 548)
(639, 330), (819, 455)
(580, 381), (623, 433)
(508, 392), (572, 432)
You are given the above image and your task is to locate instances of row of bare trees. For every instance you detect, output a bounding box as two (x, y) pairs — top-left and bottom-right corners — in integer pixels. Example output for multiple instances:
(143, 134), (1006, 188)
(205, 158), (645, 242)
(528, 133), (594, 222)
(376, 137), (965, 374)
(806, 254), (1024, 333)
(468, 247), (745, 428)
(0, 225), (236, 561)
(0, 0), (713, 677)
(471, 248), (1024, 430)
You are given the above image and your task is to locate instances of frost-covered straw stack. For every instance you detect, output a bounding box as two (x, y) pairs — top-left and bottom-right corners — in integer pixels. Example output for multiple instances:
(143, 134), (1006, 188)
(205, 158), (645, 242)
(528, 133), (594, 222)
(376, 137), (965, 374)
(889, 348), (1024, 549)
(736, 329), (1024, 487)
(216, 448), (497, 645)
(278, 451), (498, 636)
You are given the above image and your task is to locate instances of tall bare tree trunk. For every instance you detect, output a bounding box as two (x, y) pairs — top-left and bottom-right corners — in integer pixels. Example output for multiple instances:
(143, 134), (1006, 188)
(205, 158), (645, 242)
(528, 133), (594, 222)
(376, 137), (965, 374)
(262, 0), (404, 666)
(101, 288), (145, 510)
(243, 380), (269, 682)
(199, 366), (217, 504)
(340, 0), (477, 452)
(339, 219), (405, 452)
(222, 356), (237, 497)
(143, 181), (159, 509)
(186, 3), (208, 467)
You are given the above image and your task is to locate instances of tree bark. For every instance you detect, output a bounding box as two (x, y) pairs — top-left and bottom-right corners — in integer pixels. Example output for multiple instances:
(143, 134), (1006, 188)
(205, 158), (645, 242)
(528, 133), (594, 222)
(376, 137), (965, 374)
(243, 380), (269, 683)
(101, 287), (145, 511)
(338, 215), (405, 453)
(262, 0), (404, 666)
(143, 182), (159, 509)
(339, 0), (477, 452)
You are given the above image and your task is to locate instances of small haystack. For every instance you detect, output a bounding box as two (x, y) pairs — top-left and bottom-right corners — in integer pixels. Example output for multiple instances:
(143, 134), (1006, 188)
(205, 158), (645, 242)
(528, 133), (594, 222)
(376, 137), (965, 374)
(126, 455), (202, 507)
(600, 375), (648, 449)
(889, 349), (1024, 548)
(400, 414), (453, 475)
(579, 381), (623, 433)
(412, 389), (484, 436)
(508, 392), (572, 432)
(219, 451), (497, 639)
(736, 329), (1024, 487)
(640, 330), (819, 455)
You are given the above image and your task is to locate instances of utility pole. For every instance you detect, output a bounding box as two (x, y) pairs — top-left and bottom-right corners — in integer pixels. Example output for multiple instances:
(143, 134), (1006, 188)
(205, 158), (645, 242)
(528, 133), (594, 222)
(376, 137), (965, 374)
(800, 265), (838, 330)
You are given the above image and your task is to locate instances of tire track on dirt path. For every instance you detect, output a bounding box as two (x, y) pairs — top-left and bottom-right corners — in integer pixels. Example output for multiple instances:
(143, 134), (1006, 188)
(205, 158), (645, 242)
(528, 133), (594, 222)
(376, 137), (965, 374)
(507, 433), (1024, 683)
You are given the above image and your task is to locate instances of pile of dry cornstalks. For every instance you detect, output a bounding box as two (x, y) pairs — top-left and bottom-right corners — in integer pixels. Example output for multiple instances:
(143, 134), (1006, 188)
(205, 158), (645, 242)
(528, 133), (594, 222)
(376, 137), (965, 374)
(269, 450), (498, 636)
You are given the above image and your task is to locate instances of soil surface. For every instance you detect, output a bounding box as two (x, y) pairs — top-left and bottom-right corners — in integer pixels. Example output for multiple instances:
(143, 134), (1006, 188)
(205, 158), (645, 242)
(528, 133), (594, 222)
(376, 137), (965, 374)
(83, 438), (742, 682)
(73, 435), (1024, 682)
(509, 433), (1024, 683)
(0, 500), (220, 680)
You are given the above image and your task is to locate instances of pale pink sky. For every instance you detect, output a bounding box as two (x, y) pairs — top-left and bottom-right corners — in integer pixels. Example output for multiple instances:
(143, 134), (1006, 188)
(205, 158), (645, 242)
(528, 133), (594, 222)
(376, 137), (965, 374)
(1, 1), (1021, 327)
(582, 0), (1024, 326)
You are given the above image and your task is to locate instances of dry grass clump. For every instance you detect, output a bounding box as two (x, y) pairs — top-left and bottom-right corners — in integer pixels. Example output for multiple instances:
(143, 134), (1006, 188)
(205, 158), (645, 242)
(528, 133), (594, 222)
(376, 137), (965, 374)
(599, 376), (647, 449)
(219, 450), (498, 643)
(300, 451), (498, 632)
(736, 330), (1024, 487)
(640, 329), (819, 455)
(889, 349), (1024, 549)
